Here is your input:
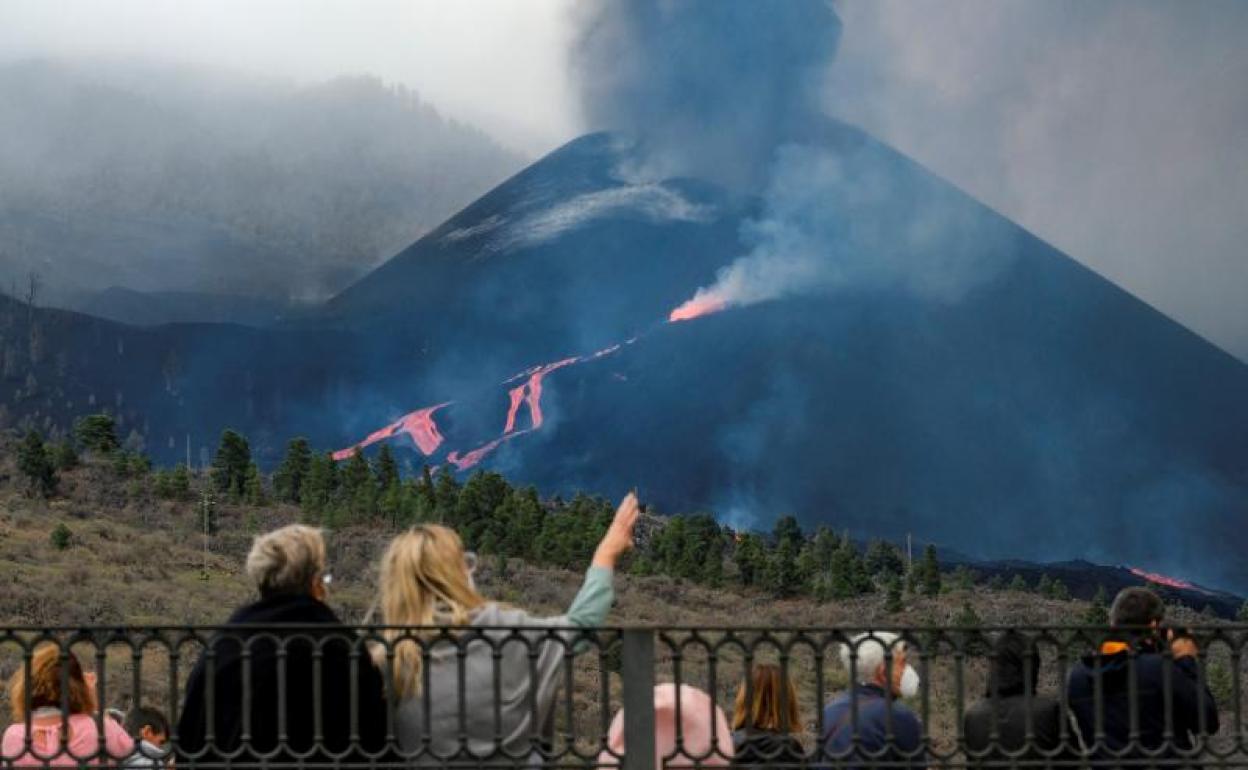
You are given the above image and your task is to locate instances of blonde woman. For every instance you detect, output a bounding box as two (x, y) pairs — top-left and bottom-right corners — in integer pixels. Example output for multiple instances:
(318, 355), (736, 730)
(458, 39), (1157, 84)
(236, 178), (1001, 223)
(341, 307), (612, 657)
(372, 491), (639, 764)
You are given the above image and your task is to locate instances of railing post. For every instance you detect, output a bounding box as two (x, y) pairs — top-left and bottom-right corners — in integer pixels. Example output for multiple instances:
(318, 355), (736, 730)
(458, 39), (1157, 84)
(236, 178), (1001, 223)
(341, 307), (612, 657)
(621, 629), (656, 770)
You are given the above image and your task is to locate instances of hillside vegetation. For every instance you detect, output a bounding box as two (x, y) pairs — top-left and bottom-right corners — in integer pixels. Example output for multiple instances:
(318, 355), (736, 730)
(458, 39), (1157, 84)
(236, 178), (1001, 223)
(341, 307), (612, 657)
(2, 427), (1246, 756)
(0, 59), (526, 301)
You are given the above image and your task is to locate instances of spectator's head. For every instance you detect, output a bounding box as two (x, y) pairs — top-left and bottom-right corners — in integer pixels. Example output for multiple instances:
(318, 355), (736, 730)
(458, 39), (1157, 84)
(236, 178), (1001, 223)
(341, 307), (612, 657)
(245, 525), (328, 600)
(602, 684), (733, 768)
(840, 632), (918, 698)
(986, 631), (1040, 698)
(1110, 587), (1165, 628)
(732, 663), (801, 734)
(374, 525), (487, 697)
(124, 706), (169, 747)
(7, 644), (96, 721)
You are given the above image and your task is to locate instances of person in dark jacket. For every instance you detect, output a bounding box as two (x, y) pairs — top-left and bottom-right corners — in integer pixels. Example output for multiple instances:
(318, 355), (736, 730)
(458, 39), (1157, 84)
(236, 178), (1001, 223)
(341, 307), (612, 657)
(965, 631), (1076, 768)
(732, 663), (805, 769)
(176, 525), (390, 766)
(820, 632), (925, 770)
(1066, 587), (1220, 762)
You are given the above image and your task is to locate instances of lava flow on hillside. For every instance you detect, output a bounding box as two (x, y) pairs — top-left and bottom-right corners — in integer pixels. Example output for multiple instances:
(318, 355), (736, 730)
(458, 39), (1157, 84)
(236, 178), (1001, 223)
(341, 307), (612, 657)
(334, 300), (723, 470)
(334, 333), (654, 469)
(1129, 566), (1206, 593)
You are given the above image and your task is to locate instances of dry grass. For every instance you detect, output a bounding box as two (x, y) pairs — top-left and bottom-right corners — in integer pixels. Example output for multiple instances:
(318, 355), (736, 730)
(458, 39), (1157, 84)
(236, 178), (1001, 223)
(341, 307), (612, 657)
(0, 449), (1242, 759)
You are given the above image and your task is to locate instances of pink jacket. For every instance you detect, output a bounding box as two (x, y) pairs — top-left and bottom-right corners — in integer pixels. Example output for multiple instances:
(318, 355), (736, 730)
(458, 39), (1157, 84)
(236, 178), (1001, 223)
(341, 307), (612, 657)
(2, 713), (134, 766)
(601, 684), (734, 768)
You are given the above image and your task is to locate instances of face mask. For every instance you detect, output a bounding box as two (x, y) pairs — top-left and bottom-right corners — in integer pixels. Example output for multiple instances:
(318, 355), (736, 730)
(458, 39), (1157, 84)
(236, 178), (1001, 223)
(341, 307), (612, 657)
(899, 665), (920, 698)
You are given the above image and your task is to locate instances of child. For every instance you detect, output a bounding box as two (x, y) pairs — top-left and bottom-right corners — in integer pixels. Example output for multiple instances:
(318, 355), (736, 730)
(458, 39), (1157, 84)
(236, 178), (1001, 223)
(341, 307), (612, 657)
(123, 706), (171, 769)
(2, 644), (134, 767)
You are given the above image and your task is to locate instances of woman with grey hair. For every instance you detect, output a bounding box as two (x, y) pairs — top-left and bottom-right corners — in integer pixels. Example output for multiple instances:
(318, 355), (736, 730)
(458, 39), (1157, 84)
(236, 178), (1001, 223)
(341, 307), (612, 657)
(177, 524), (391, 766)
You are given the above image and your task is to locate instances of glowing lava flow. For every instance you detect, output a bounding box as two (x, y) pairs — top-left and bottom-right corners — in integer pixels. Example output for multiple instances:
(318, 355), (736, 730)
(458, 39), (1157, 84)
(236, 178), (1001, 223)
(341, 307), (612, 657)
(335, 296), (725, 471)
(669, 294), (727, 322)
(332, 402), (449, 461)
(1129, 566), (1201, 592)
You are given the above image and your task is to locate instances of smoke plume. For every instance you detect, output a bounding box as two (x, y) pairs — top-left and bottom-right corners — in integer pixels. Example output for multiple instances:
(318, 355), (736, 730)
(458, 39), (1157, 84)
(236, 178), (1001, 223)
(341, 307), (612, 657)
(574, 0), (1012, 320)
(571, 0), (841, 191)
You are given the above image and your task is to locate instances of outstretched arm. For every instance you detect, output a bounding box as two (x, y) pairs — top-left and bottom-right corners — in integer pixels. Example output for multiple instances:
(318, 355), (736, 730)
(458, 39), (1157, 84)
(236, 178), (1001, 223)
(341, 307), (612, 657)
(566, 492), (639, 627)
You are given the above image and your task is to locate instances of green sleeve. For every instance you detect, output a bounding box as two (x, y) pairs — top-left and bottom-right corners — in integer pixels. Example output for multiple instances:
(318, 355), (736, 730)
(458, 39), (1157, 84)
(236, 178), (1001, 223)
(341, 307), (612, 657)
(565, 565), (615, 627)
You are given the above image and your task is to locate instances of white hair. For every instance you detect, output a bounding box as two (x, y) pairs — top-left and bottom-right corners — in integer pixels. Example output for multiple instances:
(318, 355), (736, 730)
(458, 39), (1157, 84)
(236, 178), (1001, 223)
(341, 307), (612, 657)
(840, 632), (907, 684)
(245, 525), (326, 596)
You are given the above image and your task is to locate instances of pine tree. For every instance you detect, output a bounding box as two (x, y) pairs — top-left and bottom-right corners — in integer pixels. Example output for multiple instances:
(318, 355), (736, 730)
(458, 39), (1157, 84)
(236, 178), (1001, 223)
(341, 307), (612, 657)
(1049, 579), (1070, 601)
(1035, 574), (1055, 597)
(986, 574), (1005, 591)
(1083, 585), (1110, 626)
(212, 429), (252, 500)
(171, 463), (191, 500)
(828, 545), (860, 599)
(954, 601), (981, 627)
(244, 462), (266, 506)
(52, 441), (78, 470)
(273, 437), (313, 503)
(1009, 574), (1029, 592)
(300, 453), (338, 518)
(375, 444), (399, 493)
(734, 533), (766, 587)
(764, 537), (804, 597)
(73, 413), (119, 455)
(341, 449), (376, 520)
(17, 430), (57, 497)
(951, 565), (976, 592)
(379, 480), (404, 528)
(772, 515), (804, 550)
(920, 545), (942, 597)
(865, 540), (906, 577)
(432, 467), (460, 522)
(884, 575), (904, 614)
(1237, 601), (1248, 623)
(50, 523), (72, 550)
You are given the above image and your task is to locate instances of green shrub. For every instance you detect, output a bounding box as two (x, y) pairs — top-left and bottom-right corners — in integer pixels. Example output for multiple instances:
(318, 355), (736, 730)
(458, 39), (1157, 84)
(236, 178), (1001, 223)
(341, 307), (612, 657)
(50, 523), (72, 550)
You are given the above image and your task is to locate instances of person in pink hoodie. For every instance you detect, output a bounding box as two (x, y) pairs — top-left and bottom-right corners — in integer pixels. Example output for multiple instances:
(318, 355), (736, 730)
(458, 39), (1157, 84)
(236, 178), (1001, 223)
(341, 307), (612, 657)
(601, 684), (734, 768)
(2, 643), (133, 766)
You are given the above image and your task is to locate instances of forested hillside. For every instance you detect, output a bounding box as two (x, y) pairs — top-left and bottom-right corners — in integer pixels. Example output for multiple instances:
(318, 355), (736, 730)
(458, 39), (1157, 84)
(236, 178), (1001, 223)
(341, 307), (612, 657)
(0, 59), (526, 302)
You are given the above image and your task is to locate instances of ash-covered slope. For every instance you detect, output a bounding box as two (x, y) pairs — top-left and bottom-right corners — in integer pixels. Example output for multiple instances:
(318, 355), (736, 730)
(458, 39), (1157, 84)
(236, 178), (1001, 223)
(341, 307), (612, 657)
(323, 126), (1248, 592)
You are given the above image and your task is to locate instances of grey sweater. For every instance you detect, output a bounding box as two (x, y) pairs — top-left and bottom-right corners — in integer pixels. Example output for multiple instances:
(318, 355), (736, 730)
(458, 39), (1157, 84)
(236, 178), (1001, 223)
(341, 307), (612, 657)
(393, 566), (614, 764)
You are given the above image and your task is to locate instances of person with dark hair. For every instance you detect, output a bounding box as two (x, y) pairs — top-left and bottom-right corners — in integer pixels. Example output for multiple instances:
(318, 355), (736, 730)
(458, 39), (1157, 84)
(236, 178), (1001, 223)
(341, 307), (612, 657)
(176, 525), (391, 766)
(731, 663), (805, 769)
(122, 707), (170, 769)
(964, 632), (1075, 767)
(1066, 586), (1220, 761)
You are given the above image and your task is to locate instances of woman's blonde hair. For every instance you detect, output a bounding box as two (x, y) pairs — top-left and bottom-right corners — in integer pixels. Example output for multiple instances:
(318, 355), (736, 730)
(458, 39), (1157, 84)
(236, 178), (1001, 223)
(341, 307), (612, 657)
(731, 663), (801, 734)
(372, 524), (486, 698)
(8, 643), (96, 722)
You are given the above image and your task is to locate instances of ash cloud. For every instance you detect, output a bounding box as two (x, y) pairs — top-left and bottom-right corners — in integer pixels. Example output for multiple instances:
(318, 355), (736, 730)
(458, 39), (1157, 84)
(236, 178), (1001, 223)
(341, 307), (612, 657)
(572, 0), (1012, 317)
(570, 0), (840, 191)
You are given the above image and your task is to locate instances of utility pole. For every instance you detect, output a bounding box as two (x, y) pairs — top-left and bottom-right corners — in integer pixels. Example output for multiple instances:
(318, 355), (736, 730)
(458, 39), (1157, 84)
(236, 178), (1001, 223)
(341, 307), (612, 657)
(200, 490), (215, 581)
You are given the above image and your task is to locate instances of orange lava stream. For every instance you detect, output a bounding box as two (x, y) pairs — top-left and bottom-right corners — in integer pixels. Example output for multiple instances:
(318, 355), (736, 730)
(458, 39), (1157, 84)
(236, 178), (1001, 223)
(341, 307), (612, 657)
(332, 402), (450, 461)
(1129, 566), (1200, 591)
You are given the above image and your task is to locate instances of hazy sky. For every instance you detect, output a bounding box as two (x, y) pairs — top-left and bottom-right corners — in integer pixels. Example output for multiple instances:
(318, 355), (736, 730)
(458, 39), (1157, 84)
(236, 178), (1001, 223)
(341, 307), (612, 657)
(1, 0), (1245, 359)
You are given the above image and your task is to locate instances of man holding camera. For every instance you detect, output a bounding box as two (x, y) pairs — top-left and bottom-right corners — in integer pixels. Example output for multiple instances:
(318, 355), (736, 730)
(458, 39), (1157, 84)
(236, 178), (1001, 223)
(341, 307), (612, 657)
(1067, 587), (1220, 761)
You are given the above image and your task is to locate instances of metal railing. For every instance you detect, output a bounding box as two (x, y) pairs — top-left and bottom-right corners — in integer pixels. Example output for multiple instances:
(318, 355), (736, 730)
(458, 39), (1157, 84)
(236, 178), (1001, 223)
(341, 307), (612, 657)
(0, 625), (1243, 769)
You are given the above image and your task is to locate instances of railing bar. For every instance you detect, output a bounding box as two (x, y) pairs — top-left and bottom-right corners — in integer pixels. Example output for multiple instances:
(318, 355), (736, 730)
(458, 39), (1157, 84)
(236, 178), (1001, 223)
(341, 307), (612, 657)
(621, 630), (655, 770)
(94, 637), (107, 763)
(277, 635), (289, 751)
